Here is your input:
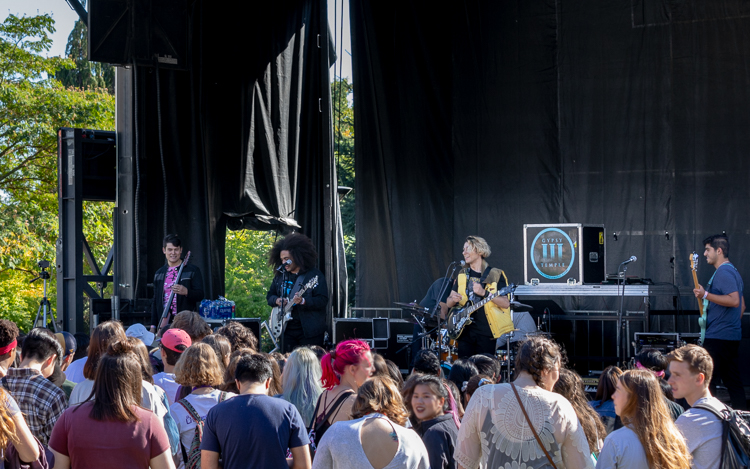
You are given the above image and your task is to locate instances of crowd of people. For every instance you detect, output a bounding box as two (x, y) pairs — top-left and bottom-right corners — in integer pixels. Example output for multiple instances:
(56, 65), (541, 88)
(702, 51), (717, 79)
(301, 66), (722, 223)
(0, 311), (734, 468)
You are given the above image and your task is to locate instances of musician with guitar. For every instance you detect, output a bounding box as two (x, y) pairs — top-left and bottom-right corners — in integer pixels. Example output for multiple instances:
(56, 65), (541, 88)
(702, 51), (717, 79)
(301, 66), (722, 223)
(692, 234), (746, 410)
(149, 234), (205, 334)
(440, 236), (513, 358)
(266, 233), (329, 353)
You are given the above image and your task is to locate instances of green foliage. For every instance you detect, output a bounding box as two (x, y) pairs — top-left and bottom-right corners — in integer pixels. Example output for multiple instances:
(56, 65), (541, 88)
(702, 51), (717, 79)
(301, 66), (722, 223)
(55, 6), (115, 93)
(0, 14), (115, 331)
(333, 78), (355, 305)
(224, 230), (277, 322)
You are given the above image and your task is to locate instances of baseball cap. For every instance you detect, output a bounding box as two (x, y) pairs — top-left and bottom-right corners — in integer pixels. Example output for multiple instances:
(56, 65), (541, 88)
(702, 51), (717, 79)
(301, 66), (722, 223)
(126, 323), (155, 347)
(161, 328), (192, 352)
(55, 332), (77, 358)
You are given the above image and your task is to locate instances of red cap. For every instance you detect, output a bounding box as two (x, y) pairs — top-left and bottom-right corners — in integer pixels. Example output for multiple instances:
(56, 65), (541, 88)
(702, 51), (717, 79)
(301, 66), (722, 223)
(161, 328), (192, 352)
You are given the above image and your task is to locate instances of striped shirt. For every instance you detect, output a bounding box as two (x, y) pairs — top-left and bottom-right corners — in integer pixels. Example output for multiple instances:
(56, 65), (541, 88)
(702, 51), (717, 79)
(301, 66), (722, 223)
(2, 367), (68, 445)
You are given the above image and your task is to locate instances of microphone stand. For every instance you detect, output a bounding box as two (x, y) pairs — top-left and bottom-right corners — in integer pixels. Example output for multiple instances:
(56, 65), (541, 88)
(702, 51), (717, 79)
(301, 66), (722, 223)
(280, 265), (289, 353)
(616, 260), (630, 367)
(432, 262), (463, 364)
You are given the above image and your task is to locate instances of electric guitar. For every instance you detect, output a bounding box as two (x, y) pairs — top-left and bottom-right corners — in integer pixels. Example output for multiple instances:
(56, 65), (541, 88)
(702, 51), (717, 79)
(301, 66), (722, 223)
(269, 275), (319, 341)
(690, 252), (706, 345)
(157, 251), (191, 337)
(445, 284), (516, 340)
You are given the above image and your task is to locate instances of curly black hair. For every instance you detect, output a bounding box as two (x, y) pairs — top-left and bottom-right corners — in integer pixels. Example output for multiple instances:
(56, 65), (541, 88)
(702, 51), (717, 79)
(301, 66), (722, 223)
(268, 233), (318, 272)
(0, 320), (19, 349)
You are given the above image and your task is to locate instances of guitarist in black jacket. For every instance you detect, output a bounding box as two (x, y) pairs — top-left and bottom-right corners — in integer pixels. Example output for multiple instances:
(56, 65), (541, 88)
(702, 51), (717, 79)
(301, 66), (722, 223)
(266, 233), (329, 352)
(440, 236), (511, 358)
(149, 234), (205, 333)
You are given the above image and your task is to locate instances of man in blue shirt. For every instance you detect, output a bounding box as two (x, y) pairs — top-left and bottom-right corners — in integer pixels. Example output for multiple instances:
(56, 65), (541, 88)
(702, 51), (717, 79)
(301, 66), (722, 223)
(201, 353), (311, 469)
(693, 234), (746, 409)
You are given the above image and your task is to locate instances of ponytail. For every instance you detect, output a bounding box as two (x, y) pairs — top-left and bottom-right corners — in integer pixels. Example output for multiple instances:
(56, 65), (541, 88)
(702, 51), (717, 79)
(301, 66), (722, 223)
(320, 340), (371, 391)
(321, 351), (339, 390)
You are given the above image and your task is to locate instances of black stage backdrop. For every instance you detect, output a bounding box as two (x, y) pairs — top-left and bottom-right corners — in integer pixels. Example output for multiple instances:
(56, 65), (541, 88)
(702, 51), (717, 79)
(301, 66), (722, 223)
(126, 0), (347, 318)
(352, 1), (750, 318)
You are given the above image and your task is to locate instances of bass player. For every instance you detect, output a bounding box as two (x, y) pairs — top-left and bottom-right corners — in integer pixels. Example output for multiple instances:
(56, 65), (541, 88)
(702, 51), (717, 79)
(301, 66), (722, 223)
(266, 233), (329, 352)
(440, 235), (513, 358)
(149, 234), (205, 333)
(693, 234), (746, 409)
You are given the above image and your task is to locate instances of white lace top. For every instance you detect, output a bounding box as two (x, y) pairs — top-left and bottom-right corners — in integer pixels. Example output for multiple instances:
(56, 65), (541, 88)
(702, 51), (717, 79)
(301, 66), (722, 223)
(454, 382), (595, 469)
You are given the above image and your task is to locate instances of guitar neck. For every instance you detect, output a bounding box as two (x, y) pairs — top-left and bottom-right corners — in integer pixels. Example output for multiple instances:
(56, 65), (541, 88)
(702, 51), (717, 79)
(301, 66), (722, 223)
(465, 292), (500, 314)
(691, 270), (705, 316)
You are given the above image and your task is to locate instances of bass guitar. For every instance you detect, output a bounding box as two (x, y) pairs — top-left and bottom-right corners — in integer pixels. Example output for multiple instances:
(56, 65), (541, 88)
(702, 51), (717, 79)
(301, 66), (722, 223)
(445, 284), (516, 340)
(269, 275), (319, 341)
(690, 252), (706, 345)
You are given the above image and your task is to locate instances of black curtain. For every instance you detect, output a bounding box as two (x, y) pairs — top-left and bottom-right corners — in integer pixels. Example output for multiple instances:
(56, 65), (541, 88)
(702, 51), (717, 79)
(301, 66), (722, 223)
(130, 0), (346, 318)
(352, 0), (750, 312)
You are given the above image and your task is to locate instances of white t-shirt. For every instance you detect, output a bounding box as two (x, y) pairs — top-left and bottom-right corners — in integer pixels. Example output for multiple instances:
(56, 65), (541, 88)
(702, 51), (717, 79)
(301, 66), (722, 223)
(70, 378), (169, 421)
(153, 372), (180, 406)
(675, 396), (723, 469)
(64, 357), (87, 384)
(170, 389), (236, 468)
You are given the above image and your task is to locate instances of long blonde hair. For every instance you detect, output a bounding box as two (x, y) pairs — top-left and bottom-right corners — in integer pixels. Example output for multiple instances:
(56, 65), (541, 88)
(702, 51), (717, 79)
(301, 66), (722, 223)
(0, 388), (17, 450)
(619, 370), (691, 469)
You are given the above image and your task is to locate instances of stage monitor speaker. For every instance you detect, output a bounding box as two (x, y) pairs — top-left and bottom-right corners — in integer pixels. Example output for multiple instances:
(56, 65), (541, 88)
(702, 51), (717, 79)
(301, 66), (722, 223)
(89, 0), (189, 69)
(524, 224), (606, 285)
(333, 318), (414, 374)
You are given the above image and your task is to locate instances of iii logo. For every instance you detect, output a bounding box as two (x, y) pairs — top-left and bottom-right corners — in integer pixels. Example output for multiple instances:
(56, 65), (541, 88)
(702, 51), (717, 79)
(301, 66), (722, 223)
(531, 228), (575, 279)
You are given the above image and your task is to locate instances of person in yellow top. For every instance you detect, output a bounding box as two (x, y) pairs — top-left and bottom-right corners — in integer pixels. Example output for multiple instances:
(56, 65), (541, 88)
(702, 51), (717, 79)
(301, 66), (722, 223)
(440, 236), (512, 358)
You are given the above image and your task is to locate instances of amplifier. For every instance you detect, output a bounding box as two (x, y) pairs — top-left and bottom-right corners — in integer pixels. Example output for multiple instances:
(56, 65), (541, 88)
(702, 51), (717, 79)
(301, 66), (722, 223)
(333, 318), (415, 373)
(523, 224), (606, 285)
(633, 332), (680, 355)
(680, 333), (701, 346)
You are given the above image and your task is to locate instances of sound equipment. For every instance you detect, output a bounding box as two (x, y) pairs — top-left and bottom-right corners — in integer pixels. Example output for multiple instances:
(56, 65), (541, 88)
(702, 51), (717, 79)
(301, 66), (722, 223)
(89, 0), (189, 69)
(524, 224), (606, 285)
(333, 318), (414, 373)
(633, 332), (680, 355)
(206, 318), (261, 343)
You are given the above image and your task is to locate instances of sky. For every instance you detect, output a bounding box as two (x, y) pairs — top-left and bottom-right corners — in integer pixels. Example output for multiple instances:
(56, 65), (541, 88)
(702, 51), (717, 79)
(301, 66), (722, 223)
(1, 0), (352, 80)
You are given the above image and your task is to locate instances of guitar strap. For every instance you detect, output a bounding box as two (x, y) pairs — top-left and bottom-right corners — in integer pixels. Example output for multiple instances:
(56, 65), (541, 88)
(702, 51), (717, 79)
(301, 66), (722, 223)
(289, 273), (306, 299)
(702, 263), (739, 313)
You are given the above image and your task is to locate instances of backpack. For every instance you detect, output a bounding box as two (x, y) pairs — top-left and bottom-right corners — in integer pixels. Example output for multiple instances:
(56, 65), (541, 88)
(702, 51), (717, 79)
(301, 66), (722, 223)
(693, 403), (750, 468)
(177, 392), (229, 469)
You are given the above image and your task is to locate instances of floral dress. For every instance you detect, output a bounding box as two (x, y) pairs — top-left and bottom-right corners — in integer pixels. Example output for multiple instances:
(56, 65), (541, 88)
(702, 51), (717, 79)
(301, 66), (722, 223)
(454, 383), (594, 469)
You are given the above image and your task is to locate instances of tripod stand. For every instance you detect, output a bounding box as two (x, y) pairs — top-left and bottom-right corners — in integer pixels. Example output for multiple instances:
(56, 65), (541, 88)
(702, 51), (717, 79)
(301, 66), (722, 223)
(31, 262), (58, 332)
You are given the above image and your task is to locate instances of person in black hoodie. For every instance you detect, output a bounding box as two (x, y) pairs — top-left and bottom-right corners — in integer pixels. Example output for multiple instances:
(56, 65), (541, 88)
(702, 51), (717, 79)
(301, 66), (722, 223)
(266, 233), (329, 352)
(402, 373), (460, 469)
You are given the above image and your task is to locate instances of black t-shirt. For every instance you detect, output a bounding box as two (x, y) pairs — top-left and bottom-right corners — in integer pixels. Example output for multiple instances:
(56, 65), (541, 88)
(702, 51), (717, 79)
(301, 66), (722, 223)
(451, 268), (507, 338)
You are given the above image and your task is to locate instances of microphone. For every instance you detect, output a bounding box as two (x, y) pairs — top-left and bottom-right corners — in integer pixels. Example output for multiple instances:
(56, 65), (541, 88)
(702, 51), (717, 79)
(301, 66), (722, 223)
(621, 256), (637, 265)
(276, 259), (292, 272)
(458, 260), (466, 267)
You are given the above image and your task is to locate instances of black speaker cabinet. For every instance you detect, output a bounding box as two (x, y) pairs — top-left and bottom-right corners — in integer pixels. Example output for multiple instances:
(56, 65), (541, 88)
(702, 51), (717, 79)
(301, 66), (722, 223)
(524, 224), (606, 285)
(89, 0), (189, 69)
(334, 318), (415, 373)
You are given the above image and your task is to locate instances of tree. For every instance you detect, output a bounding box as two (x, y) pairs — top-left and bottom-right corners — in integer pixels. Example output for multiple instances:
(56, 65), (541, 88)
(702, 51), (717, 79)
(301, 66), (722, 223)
(55, 1), (115, 93)
(332, 77), (355, 305)
(0, 14), (115, 331)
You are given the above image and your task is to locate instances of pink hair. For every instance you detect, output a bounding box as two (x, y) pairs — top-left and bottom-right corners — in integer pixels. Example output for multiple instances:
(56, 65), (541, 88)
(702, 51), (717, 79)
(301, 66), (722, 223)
(444, 382), (461, 429)
(320, 339), (371, 390)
